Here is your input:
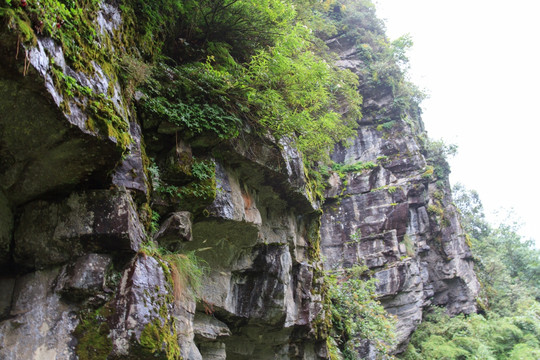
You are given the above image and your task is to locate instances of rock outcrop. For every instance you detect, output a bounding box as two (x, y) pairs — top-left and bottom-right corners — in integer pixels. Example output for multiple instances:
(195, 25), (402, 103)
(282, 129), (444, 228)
(0, 1), (479, 359)
(320, 34), (480, 352)
(0, 4), (326, 358)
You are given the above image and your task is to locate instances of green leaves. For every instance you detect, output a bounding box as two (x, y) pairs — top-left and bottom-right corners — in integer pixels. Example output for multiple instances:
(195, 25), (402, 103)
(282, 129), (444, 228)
(171, 0), (297, 61)
(403, 306), (540, 360)
(326, 266), (397, 358)
(331, 161), (377, 173)
(242, 23), (361, 163)
(139, 62), (242, 139)
(140, 1), (363, 165)
(422, 138), (457, 179)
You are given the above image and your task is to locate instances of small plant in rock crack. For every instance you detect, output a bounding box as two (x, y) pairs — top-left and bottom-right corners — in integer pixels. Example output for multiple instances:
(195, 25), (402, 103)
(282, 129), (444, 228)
(163, 251), (208, 301)
(347, 229), (362, 244)
(139, 242), (208, 301)
(149, 210), (161, 235)
(402, 234), (415, 257)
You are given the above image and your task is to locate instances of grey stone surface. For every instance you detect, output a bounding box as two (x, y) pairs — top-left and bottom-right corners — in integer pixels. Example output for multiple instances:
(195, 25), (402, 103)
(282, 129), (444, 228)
(175, 293), (202, 360)
(112, 121), (149, 195)
(109, 255), (174, 357)
(198, 341), (227, 360)
(180, 159), (326, 359)
(55, 253), (112, 301)
(13, 190), (144, 269)
(194, 313), (232, 341)
(206, 161), (262, 225)
(0, 2), (481, 359)
(320, 34), (480, 356)
(0, 71), (120, 206)
(0, 268), (79, 360)
(155, 211), (194, 250)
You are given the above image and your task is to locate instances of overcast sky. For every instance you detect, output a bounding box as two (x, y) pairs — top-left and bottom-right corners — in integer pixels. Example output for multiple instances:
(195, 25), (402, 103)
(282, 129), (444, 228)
(374, 0), (540, 246)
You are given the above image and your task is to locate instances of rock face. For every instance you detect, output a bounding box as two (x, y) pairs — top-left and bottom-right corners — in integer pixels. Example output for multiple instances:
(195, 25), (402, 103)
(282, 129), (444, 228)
(0, 268), (80, 360)
(177, 137), (326, 359)
(0, 1), (479, 359)
(13, 190), (144, 269)
(0, 3), (326, 355)
(320, 36), (480, 352)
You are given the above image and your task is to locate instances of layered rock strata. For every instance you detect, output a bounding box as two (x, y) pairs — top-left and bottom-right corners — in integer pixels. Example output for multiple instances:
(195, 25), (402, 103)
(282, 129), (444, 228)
(0, 4), (326, 359)
(0, 1), (479, 359)
(320, 35), (480, 352)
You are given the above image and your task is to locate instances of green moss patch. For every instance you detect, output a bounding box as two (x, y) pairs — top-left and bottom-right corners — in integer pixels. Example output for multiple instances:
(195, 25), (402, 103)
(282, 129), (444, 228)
(74, 307), (113, 360)
(50, 66), (131, 151)
(139, 316), (181, 360)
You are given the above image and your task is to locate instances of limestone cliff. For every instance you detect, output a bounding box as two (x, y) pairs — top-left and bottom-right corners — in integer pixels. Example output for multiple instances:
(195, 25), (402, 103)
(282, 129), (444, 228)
(0, 1), (478, 359)
(321, 34), (480, 354)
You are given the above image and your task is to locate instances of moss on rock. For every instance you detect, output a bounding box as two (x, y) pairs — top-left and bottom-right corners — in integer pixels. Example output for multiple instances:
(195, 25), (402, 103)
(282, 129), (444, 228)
(138, 316), (181, 360)
(74, 307), (113, 360)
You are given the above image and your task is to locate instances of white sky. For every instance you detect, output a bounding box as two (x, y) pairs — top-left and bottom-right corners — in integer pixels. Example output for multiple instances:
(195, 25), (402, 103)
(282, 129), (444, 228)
(374, 0), (540, 246)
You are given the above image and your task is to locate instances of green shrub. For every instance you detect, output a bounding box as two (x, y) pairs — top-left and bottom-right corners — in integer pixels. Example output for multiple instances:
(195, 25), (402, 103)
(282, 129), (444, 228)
(139, 62), (242, 139)
(401, 305), (540, 360)
(332, 161), (377, 173)
(242, 22), (361, 164)
(422, 139), (457, 179)
(327, 265), (397, 357)
(376, 120), (396, 132)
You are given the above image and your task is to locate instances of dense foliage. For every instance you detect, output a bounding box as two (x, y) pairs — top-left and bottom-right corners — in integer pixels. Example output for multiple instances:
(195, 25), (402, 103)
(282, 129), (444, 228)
(131, 0), (366, 165)
(421, 139), (457, 180)
(327, 265), (397, 359)
(0, 0), (429, 173)
(400, 185), (540, 359)
(139, 62), (243, 140)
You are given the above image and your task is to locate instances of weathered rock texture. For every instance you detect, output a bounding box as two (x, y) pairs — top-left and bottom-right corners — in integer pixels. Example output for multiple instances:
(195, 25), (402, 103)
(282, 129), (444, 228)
(0, 3), (326, 358)
(320, 36), (480, 352)
(0, 1), (478, 359)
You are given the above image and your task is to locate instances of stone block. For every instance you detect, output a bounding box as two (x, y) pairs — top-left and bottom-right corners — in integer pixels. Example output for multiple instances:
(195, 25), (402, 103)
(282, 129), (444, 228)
(14, 190), (144, 269)
(194, 313), (231, 341)
(155, 211), (193, 251)
(55, 253), (112, 301)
